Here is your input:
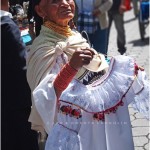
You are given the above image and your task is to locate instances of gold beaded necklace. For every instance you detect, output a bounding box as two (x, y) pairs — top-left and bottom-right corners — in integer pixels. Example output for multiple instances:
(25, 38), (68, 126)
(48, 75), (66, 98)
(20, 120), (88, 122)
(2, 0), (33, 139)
(44, 21), (73, 37)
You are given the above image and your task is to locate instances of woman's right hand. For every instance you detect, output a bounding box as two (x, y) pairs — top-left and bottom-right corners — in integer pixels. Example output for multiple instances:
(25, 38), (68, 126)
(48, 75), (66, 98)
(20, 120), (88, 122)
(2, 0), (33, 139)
(69, 48), (95, 70)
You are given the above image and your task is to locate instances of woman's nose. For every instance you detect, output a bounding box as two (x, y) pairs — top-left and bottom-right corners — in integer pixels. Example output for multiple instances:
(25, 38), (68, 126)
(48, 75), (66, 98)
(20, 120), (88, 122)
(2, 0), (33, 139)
(61, 0), (70, 5)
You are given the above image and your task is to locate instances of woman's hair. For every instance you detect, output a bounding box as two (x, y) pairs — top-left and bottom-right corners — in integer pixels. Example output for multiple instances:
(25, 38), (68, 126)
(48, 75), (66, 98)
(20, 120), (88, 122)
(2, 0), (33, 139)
(34, 0), (41, 5)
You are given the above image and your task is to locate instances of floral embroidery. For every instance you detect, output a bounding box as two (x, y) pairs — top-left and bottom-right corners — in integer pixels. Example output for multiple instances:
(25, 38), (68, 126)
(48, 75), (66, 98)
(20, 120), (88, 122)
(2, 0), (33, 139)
(93, 112), (105, 121)
(93, 100), (124, 121)
(59, 105), (82, 119)
(60, 105), (72, 115)
(59, 100), (124, 121)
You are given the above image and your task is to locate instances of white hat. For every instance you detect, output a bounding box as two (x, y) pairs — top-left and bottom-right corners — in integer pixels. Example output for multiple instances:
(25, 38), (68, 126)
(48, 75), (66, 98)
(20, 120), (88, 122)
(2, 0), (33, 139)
(75, 51), (109, 79)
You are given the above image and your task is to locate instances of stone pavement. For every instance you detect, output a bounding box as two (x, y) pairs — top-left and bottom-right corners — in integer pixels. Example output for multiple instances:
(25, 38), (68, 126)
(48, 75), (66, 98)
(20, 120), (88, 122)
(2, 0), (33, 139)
(107, 9), (150, 150)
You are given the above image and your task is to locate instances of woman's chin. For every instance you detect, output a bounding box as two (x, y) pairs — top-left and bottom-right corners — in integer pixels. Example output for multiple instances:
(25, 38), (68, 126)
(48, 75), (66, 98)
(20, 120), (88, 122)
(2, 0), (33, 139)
(61, 12), (74, 18)
(60, 15), (73, 22)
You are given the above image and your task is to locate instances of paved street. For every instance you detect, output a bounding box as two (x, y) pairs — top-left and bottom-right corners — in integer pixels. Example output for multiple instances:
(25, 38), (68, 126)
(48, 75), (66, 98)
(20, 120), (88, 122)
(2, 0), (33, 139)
(107, 9), (149, 150)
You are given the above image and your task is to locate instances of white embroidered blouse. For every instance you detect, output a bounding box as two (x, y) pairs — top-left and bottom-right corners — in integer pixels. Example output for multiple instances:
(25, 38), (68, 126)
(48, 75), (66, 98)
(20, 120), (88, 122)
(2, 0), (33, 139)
(33, 54), (149, 150)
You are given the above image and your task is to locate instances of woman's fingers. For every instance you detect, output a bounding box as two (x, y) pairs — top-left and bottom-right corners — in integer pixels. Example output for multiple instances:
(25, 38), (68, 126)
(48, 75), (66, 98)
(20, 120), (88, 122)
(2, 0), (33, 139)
(69, 48), (94, 70)
(81, 57), (91, 65)
(81, 48), (95, 56)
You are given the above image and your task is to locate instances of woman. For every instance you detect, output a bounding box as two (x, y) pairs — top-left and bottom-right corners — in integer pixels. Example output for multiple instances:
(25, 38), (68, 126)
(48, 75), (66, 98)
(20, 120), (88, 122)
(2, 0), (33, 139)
(76, 0), (112, 55)
(27, 0), (149, 150)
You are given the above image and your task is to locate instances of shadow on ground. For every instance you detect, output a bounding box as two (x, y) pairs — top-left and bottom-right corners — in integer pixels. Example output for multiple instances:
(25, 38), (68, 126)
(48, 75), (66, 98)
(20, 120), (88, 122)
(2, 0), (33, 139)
(124, 17), (137, 24)
(128, 37), (149, 47)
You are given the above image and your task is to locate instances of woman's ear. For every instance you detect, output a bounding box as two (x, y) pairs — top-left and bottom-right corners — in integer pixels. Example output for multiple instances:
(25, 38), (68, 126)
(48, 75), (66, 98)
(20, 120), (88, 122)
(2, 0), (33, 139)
(35, 5), (46, 18)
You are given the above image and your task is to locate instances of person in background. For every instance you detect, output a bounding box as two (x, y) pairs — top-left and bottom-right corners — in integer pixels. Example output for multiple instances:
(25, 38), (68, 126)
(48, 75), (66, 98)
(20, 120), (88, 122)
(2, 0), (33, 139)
(132, 0), (139, 18)
(1, 0), (39, 150)
(108, 0), (127, 55)
(27, 0), (43, 38)
(76, 0), (113, 55)
(9, 0), (28, 6)
(9, 0), (20, 6)
(26, 0), (149, 150)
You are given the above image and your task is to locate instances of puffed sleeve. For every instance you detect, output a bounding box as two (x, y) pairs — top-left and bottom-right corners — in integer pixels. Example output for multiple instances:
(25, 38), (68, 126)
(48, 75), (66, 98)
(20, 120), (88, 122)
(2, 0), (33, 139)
(126, 69), (150, 120)
(33, 73), (57, 134)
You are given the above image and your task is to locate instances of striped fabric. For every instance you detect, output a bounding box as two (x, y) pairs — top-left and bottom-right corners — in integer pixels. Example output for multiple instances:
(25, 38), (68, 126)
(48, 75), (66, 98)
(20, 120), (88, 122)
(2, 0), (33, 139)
(77, 11), (99, 34)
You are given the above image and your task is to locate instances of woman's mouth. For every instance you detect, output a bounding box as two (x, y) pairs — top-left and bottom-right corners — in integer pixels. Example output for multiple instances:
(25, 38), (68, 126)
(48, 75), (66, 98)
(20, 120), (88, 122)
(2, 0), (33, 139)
(61, 9), (72, 14)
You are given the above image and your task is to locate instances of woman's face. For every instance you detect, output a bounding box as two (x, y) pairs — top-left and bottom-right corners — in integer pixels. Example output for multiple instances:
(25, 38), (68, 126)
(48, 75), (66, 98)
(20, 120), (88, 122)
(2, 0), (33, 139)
(38, 0), (75, 26)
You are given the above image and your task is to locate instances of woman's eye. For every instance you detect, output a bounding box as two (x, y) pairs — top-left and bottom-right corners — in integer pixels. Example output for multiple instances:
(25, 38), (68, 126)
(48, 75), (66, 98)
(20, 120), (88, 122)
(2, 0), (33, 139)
(51, 0), (60, 3)
(50, 0), (73, 3)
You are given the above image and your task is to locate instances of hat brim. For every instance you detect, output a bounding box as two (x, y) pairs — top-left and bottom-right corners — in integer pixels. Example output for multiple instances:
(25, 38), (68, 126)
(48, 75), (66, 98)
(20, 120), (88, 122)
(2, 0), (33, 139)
(83, 53), (109, 72)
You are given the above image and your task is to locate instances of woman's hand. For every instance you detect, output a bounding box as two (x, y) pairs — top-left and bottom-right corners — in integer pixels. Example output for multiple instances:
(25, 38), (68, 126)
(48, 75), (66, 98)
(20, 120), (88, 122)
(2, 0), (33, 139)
(69, 48), (95, 70)
(119, 4), (126, 14)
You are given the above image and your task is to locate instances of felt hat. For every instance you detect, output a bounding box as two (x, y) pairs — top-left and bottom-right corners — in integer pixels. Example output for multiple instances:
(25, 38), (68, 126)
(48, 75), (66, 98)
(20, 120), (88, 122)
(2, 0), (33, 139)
(75, 51), (109, 79)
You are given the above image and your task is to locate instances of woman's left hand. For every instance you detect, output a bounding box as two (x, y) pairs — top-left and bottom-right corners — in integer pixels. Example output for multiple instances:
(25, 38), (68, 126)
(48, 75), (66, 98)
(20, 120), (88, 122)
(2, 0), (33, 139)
(119, 5), (126, 14)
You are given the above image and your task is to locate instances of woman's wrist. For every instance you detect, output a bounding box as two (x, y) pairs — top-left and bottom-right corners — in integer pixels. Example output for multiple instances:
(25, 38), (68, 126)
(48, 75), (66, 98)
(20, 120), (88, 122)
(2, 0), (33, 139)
(68, 62), (79, 72)
(54, 63), (78, 92)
